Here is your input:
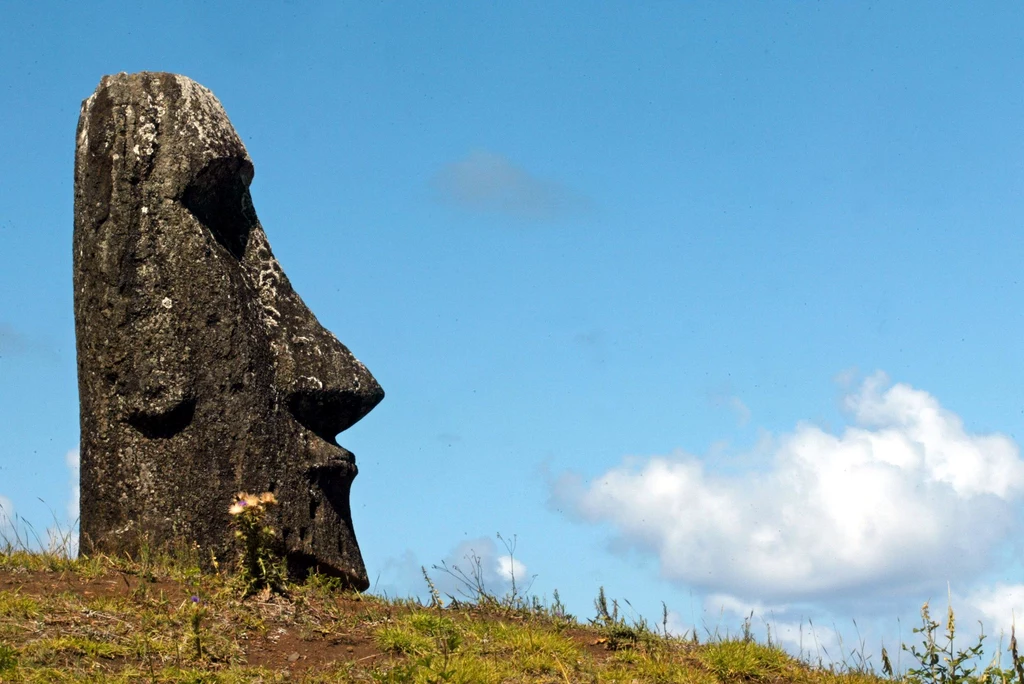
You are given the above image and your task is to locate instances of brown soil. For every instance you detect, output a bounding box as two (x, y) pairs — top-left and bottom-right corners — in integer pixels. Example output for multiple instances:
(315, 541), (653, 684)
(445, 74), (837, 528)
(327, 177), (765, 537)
(0, 566), (614, 678)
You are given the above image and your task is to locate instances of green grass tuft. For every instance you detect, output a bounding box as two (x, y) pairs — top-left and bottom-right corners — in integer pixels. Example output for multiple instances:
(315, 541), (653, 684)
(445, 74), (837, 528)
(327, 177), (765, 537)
(2, 536), (1018, 684)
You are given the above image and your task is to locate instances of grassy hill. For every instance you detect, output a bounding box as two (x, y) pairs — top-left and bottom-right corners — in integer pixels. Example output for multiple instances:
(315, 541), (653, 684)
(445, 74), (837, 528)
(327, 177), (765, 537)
(0, 541), (1011, 683)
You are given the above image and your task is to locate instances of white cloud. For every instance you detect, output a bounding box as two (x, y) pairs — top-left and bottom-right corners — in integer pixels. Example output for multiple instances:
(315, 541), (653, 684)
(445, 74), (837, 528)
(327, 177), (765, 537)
(431, 536), (532, 602)
(964, 583), (1024, 636)
(730, 397), (751, 427)
(433, 150), (588, 220)
(707, 386), (752, 427)
(662, 592), (840, 658)
(497, 554), (528, 584)
(706, 593), (780, 619)
(701, 593), (839, 657)
(553, 372), (1024, 603)
(0, 448), (80, 555)
(370, 549), (422, 599)
(0, 322), (29, 356)
(66, 447), (80, 523)
(769, 618), (839, 659)
(372, 536), (532, 605)
(58, 447), (81, 557)
(664, 610), (692, 638)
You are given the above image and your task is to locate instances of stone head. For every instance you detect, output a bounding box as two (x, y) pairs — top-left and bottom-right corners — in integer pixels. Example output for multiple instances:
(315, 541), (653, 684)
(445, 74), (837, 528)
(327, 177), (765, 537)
(73, 72), (382, 589)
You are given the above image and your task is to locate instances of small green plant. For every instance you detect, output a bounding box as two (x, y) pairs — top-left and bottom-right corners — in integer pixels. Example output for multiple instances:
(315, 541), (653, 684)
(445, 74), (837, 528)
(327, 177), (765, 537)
(422, 565), (443, 608)
(0, 642), (17, 673)
(544, 587), (576, 629)
(590, 586), (657, 651)
(229, 492), (285, 596)
(741, 610), (754, 643)
(419, 566), (461, 679)
(431, 532), (537, 616)
(1010, 625), (1024, 684)
(700, 638), (791, 681)
(185, 595), (206, 661)
(0, 547), (920, 682)
(901, 600), (1008, 684)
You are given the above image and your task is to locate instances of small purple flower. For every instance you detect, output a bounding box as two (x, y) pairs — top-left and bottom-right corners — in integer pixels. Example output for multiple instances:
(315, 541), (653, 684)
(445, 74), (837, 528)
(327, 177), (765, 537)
(191, 595), (200, 603)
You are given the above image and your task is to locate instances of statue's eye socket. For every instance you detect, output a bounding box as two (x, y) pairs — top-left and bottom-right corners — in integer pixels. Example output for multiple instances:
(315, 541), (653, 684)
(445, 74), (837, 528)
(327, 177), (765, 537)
(182, 157), (257, 260)
(128, 396), (196, 439)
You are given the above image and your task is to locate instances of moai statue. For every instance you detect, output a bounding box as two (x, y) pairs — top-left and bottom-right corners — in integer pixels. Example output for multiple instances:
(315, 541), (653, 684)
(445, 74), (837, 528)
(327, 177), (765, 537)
(73, 72), (383, 589)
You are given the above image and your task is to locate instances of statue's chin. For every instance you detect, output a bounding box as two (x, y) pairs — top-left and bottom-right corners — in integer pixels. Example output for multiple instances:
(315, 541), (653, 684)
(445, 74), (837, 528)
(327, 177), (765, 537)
(286, 551), (369, 592)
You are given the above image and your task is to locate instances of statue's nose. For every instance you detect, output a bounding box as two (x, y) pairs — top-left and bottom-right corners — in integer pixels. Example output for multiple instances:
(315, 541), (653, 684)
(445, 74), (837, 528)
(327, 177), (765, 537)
(286, 360), (383, 444)
(270, 292), (383, 445)
(241, 224), (384, 446)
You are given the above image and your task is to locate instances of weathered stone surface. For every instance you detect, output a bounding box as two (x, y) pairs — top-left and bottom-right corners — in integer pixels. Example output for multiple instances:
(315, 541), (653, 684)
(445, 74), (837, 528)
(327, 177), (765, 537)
(73, 72), (383, 589)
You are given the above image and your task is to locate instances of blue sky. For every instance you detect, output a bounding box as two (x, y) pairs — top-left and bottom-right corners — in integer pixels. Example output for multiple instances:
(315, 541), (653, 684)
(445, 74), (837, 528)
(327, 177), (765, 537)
(4, 0), (1024, 663)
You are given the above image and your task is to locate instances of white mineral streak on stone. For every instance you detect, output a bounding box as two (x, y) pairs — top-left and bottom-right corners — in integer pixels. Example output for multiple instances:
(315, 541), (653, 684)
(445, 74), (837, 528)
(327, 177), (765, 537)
(155, 89), (166, 123)
(173, 74), (250, 160)
(161, 297), (173, 309)
(250, 232), (284, 328)
(137, 461), (156, 508)
(138, 118), (157, 156)
(263, 307), (282, 326)
(299, 376), (324, 390)
(112, 520), (135, 536)
(141, 206), (148, 214)
(125, 104), (135, 148)
(77, 92), (97, 156)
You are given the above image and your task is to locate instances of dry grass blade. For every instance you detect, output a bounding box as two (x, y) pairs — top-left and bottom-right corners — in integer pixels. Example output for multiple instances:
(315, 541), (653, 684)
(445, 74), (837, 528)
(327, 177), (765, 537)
(0, 546), (898, 683)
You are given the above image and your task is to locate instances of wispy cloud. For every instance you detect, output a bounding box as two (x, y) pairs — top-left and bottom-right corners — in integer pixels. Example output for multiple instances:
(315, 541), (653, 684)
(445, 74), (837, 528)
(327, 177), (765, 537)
(728, 396), (751, 427)
(66, 448), (80, 524)
(0, 322), (60, 363)
(572, 328), (607, 367)
(553, 372), (1024, 604)
(431, 536), (532, 602)
(0, 323), (30, 356)
(433, 150), (589, 220)
(708, 386), (752, 428)
(963, 583), (1024, 636)
(373, 536), (531, 603)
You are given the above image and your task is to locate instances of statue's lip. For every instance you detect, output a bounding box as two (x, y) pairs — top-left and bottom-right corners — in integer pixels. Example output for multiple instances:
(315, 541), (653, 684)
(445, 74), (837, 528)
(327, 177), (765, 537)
(301, 438), (357, 479)
(307, 452), (357, 476)
(286, 552), (370, 592)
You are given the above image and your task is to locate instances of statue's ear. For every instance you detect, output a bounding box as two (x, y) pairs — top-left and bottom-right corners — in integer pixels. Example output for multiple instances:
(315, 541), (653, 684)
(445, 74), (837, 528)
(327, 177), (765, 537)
(125, 380), (195, 439)
(182, 156), (257, 260)
(123, 365), (195, 439)
(106, 208), (200, 441)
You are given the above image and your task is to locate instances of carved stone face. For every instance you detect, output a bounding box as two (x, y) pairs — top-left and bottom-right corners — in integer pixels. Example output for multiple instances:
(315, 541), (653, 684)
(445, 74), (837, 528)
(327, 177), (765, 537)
(73, 72), (383, 589)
